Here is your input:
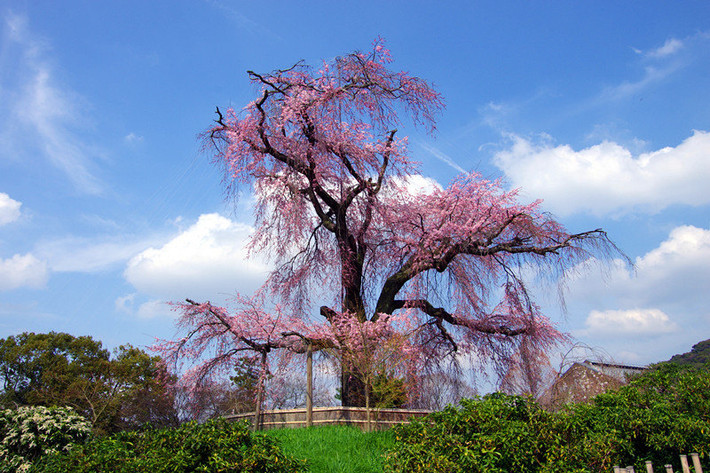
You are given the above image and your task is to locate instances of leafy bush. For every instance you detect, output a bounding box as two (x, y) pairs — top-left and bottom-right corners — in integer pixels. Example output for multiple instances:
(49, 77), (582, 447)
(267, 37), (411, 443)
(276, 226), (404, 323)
(385, 365), (710, 472)
(0, 405), (91, 473)
(384, 393), (554, 473)
(33, 418), (306, 473)
(562, 362), (710, 470)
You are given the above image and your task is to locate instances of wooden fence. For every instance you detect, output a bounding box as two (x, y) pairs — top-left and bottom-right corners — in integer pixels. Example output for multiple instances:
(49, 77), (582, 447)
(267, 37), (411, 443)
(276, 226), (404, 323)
(614, 453), (704, 473)
(225, 406), (431, 431)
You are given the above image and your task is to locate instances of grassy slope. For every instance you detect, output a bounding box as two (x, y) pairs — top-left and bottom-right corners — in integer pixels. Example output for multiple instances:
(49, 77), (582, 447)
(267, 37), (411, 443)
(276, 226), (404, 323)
(263, 425), (395, 473)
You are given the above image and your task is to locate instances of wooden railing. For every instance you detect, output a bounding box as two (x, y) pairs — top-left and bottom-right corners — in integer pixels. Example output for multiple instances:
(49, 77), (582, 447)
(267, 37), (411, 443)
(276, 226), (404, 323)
(614, 453), (704, 473)
(225, 406), (431, 431)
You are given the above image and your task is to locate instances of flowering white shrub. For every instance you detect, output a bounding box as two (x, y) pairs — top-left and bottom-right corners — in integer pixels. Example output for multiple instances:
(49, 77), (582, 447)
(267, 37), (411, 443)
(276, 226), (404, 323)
(0, 405), (91, 472)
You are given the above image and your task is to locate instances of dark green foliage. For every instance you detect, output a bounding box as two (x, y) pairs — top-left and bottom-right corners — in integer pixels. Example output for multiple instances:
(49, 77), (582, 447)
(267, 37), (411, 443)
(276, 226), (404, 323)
(33, 418), (307, 473)
(0, 332), (110, 407)
(371, 372), (408, 408)
(229, 356), (260, 413)
(667, 339), (710, 368)
(0, 332), (178, 434)
(384, 393), (555, 473)
(385, 365), (710, 472)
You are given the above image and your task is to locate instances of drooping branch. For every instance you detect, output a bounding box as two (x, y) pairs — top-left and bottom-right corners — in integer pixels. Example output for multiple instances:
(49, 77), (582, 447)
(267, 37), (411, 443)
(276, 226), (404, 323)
(374, 223), (614, 318)
(164, 40), (626, 407)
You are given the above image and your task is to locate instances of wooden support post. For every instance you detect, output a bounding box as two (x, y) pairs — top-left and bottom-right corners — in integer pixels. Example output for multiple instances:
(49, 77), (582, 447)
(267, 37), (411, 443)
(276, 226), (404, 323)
(681, 455), (691, 473)
(690, 453), (702, 473)
(253, 350), (268, 431)
(666, 465), (675, 473)
(646, 460), (655, 473)
(306, 343), (313, 428)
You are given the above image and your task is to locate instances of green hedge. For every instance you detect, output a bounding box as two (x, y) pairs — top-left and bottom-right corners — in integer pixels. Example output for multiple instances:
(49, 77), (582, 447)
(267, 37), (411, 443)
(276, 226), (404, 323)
(384, 364), (710, 472)
(32, 418), (306, 473)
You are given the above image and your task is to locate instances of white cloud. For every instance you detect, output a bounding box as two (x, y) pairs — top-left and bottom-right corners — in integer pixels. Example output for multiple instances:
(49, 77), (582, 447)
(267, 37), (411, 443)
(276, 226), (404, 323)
(390, 174), (442, 196)
(637, 225), (710, 271)
(564, 225), (710, 354)
(631, 226), (710, 305)
(124, 133), (143, 144)
(646, 38), (684, 58)
(570, 225), (710, 302)
(0, 253), (48, 291)
(599, 36), (692, 102)
(136, 299), (174, 319)
(115, 294), (173, 319)
(0, 193), (21, 225)
(583, 308), (678, 336)
(124, 213), (269, 301)
(494, 130), (710, 216)
(0, 13), (103, 194)
(115, 293), (136, 314)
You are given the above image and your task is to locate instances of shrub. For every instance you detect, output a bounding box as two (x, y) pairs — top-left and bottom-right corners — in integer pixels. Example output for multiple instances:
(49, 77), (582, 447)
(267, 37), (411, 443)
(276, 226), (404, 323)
(561, 362), (710, 470)
(384, 393), (554, 473)
(384, 365), (710, 472)
(33, 418), (307, 473)
(0, 405), (91, 473)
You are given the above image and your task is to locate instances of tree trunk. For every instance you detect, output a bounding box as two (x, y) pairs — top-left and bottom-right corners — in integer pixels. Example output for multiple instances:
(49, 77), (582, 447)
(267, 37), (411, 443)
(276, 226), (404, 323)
(340, 368), (367, 407)
(306, 344), (313, 427)
(253, 351), (268, 431)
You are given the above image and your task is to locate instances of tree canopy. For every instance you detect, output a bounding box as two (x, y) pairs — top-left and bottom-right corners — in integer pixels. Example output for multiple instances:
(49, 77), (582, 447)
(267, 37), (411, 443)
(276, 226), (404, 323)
(666, 338), (710, 368)
(0, 332), (178, 434)
(157, 40), (622, 407)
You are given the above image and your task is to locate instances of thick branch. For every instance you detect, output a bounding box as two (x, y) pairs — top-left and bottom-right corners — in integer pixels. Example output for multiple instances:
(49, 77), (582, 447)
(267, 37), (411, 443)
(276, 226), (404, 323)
(393, 299), (529, 337)
(375, 229), (609, 316)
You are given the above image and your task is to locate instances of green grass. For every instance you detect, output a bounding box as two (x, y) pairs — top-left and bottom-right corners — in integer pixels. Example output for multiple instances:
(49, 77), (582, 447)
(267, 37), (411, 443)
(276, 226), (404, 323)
(263, 425), (396, 473)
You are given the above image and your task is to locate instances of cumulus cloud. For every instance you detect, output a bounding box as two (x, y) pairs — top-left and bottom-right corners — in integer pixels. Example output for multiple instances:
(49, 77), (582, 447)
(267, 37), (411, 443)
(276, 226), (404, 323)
(494, 130), (710, 216)
(0, 253), (48, 291)
(124, 213), (269, 301)
(631, 226), (710, 305)
(583, 308), (678, 336)
(390, 174), (442, 196)
(573, 225), (710, 301)
(0, 193), (21, 225)
(0, 13), (103, 194)
(637, 225), (710, 271)
(564, 225), (710, 350)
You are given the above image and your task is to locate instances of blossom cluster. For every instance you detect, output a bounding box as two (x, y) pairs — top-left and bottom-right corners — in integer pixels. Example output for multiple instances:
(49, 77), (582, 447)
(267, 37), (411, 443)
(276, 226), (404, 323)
(0, 405), (91, 472)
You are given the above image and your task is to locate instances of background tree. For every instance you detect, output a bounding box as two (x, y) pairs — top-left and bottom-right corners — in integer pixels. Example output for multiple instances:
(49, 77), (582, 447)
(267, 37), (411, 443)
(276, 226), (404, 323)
(173, 356), (260, 422)
(666, 338), (710, 368)
(158, 39), (623, 407)
(0, 331), (108, 409)
(0, 332), (178, 434)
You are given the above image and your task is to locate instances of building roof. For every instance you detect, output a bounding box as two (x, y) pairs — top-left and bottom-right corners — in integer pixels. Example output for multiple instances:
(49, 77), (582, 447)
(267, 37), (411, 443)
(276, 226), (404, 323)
(538, 360), (647, 410)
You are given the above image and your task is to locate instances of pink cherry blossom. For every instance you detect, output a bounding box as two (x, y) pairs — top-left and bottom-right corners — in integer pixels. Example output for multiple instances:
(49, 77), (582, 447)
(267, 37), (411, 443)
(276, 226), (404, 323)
(159, 40), (625, 408)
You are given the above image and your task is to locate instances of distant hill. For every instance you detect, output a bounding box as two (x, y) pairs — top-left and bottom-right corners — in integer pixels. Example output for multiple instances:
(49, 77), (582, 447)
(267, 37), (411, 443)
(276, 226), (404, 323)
(666, 339), (710, 367)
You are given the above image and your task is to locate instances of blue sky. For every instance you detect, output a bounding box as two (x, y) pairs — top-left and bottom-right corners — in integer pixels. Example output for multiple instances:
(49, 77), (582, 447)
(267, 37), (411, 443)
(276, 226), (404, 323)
(1, 1), (709, 368)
